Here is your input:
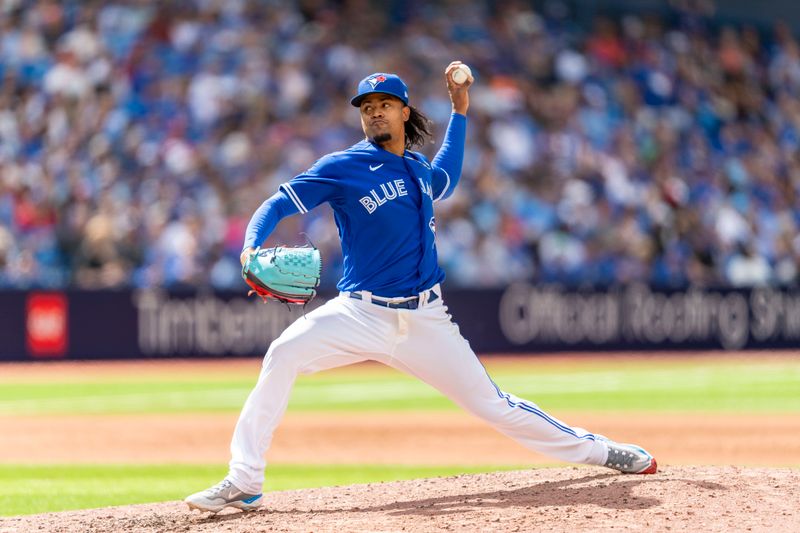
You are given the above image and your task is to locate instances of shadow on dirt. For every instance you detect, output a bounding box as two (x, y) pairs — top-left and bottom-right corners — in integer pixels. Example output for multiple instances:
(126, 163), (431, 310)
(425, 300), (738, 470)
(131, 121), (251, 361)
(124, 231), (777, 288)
(195, 471), (727, 524)
(376, 473), (727, 517)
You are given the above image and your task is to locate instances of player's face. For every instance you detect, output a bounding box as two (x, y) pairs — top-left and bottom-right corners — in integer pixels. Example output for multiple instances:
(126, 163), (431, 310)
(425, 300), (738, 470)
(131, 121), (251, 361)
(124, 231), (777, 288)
(359, 94), (410, 145)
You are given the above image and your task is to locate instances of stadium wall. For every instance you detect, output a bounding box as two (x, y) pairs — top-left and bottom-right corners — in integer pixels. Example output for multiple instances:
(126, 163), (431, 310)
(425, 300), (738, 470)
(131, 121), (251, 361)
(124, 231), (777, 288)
(2, 285), (799, 361)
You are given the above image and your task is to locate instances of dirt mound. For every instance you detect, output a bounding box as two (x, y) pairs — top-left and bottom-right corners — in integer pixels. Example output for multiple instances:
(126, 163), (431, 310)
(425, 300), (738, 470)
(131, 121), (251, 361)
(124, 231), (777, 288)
(3, 466), (798, 533)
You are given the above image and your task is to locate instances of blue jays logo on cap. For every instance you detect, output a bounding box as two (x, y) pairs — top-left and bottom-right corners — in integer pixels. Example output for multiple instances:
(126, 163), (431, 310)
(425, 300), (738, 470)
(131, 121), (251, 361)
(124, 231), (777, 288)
(351, 73), (409, 107)
(367, 74), (387, 89)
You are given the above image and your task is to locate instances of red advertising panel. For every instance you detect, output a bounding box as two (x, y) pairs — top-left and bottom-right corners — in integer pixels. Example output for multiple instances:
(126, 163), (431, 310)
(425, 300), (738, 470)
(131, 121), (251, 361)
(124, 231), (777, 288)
(26, 293), (68, 358)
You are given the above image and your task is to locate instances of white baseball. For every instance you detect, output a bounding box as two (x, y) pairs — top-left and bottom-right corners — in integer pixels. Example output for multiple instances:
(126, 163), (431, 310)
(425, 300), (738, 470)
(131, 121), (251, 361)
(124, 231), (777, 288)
(451, 64), (472, 85)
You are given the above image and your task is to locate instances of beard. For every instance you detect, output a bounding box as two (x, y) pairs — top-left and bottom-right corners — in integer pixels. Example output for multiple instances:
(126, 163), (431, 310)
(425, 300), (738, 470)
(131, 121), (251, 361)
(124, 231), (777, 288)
(372, 132), (392, 144)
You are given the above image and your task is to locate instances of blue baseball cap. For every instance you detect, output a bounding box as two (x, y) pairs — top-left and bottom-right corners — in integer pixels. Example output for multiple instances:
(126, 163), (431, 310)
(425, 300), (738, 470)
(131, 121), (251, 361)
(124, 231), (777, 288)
(350, 73), (409, 107)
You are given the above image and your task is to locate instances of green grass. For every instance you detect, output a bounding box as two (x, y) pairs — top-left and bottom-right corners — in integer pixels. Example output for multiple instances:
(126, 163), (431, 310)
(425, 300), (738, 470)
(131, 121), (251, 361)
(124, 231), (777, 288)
(0, 463), (526, 517)
(1, 359), (798, 415)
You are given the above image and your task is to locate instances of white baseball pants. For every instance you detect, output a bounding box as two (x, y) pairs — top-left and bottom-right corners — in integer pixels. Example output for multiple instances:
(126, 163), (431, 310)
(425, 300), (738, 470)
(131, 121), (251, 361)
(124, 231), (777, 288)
(228, 286), (609, 493)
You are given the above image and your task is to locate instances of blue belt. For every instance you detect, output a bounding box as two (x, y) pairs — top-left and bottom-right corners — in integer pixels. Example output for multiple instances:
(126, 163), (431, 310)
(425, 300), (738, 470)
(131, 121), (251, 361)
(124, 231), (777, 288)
(346, 287), (439, 310)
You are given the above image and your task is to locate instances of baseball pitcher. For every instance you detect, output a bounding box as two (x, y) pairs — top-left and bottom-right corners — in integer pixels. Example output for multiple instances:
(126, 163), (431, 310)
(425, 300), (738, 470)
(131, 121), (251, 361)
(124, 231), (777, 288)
(185, 61), (657, 514)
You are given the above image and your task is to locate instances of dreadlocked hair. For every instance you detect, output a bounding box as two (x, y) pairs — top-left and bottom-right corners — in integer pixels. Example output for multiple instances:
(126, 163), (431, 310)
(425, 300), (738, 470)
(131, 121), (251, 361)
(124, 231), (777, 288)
(405, 106), (434, 149)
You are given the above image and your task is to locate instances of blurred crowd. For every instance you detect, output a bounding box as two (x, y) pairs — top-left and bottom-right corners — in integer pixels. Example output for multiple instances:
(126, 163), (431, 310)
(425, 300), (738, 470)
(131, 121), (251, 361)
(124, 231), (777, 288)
(1, 0), (798, 290)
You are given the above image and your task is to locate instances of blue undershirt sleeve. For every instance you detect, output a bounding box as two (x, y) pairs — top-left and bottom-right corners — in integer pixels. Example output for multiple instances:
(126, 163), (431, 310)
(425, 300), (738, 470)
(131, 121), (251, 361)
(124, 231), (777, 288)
(431, 112), (467, 201)
(242, 190), (299, 251)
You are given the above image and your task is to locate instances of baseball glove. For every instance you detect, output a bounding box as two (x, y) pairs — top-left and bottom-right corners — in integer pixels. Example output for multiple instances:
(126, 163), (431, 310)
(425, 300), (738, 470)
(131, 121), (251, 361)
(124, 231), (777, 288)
(242, 246), (322, 304)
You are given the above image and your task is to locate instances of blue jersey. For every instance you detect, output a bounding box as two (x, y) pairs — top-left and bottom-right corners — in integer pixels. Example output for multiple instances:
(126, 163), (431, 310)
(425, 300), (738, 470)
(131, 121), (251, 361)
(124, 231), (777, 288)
(245, 113), (466, 297)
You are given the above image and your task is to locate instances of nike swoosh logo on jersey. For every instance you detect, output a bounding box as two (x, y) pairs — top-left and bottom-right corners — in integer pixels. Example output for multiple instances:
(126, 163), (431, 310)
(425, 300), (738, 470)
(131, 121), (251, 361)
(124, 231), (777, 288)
(369, 164), (384, 171)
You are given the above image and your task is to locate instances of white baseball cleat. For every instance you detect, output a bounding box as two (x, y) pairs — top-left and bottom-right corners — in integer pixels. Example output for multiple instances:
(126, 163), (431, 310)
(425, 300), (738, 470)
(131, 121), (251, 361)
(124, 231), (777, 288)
(184, 478), (263, 513)
(599, 437), (658, 474)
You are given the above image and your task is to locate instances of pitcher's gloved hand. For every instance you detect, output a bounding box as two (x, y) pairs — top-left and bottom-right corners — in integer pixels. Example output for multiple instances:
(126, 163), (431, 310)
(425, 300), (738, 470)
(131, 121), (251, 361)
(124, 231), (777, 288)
(241, 246), (321, 304)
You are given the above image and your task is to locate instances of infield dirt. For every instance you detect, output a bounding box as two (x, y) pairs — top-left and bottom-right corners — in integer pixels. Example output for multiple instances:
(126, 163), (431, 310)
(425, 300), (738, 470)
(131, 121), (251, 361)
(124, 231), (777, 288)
(3, 466), (798, 532)
(3, 411), (800, 466)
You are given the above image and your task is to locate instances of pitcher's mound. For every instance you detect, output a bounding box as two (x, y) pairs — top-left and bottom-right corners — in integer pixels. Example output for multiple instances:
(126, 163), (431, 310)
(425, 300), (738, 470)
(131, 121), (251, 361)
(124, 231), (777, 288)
(4, 466), (799, 532)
